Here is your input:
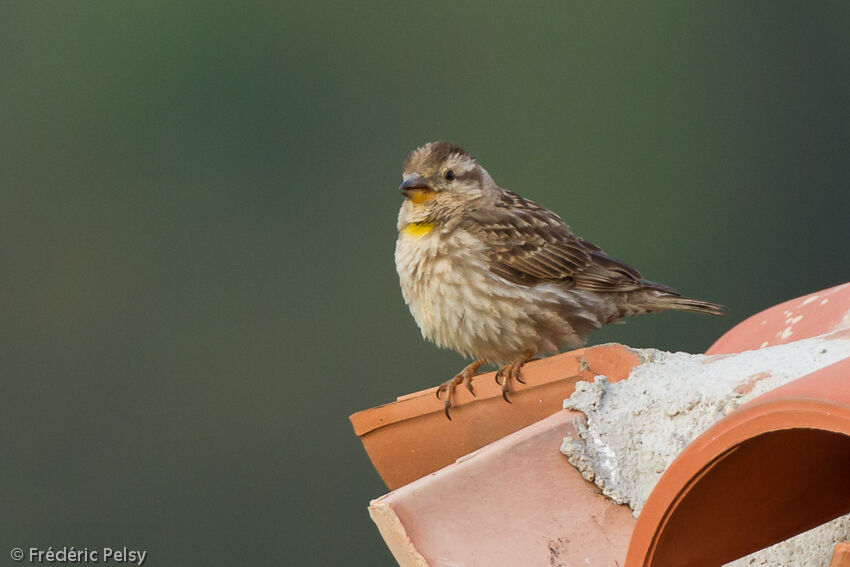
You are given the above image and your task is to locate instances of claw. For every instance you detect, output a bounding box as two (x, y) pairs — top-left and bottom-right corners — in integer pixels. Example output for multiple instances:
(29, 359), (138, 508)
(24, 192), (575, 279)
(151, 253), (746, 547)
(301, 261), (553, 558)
(513, 363), (525, 384)
(434, 359), (484, 421)
(435, 385), (445, 400)
(496, 365), (512, 402)
(494, 351), (534, 406)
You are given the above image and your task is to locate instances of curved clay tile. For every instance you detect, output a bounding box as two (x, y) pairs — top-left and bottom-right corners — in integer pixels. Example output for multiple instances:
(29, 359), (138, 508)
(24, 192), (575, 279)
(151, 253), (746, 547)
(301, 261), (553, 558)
(708, 282), (850, 354)
(350, 344), (640, 490)
(625, 357), (850, 566)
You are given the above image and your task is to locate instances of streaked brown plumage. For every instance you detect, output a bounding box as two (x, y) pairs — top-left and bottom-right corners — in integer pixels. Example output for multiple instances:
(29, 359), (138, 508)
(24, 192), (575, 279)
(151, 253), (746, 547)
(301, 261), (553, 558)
(395, 141), (725, 418)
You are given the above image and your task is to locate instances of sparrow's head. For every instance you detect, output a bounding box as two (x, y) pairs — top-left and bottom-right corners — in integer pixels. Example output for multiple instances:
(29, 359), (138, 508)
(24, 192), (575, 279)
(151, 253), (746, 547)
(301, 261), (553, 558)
(398, 142), (496, 225)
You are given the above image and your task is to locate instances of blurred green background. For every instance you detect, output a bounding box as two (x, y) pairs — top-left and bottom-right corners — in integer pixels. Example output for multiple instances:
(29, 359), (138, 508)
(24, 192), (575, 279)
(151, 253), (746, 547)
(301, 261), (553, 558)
(2, 2), (849, 565)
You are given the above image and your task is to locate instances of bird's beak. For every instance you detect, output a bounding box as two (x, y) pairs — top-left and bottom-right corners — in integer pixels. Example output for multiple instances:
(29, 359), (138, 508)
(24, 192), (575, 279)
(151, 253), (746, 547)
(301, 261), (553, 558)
(399, 173), (435, 204)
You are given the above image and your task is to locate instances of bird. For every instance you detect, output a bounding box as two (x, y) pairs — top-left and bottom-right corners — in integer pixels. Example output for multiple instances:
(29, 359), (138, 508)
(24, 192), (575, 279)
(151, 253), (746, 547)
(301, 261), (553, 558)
(394, 141), (725, 419)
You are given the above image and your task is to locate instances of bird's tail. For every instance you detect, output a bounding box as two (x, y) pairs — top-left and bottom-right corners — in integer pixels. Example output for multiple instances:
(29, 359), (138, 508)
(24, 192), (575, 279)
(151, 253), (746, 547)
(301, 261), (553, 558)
(657, 295), (726, 316)
(640, 288), (727, 317)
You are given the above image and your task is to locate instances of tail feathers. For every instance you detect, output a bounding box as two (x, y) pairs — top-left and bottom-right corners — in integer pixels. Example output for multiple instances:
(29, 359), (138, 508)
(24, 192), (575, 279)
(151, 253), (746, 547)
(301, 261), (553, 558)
(647, 293), (727, 317)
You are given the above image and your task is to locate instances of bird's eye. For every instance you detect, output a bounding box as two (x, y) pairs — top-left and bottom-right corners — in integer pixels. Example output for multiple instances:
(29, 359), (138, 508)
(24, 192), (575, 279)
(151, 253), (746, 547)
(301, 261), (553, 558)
(444, 169), (455, 181)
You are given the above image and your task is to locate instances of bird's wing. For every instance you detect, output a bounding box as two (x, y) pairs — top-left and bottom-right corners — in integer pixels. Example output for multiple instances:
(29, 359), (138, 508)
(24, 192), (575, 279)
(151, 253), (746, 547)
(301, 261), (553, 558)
(469, 190), (647, 292)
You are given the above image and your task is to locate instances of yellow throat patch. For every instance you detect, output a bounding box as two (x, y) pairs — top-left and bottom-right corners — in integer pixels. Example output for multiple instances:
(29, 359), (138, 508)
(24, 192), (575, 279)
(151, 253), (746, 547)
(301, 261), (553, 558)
(401, 222), (435, 238)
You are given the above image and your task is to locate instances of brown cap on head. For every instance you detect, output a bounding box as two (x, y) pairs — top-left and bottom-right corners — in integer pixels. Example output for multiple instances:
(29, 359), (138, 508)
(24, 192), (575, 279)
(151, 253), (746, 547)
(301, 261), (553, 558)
(404, 141), (473, 173)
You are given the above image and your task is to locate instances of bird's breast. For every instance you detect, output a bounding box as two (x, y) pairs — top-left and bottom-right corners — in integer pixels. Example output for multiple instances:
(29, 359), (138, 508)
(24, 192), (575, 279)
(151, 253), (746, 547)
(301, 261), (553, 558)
(394, 229), (506, 355)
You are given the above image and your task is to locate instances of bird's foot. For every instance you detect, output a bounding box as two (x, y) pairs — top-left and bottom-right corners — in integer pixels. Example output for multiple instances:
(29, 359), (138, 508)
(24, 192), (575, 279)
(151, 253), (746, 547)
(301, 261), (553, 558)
(494, 351), (535, 403)
(435, 360), (484, 420)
